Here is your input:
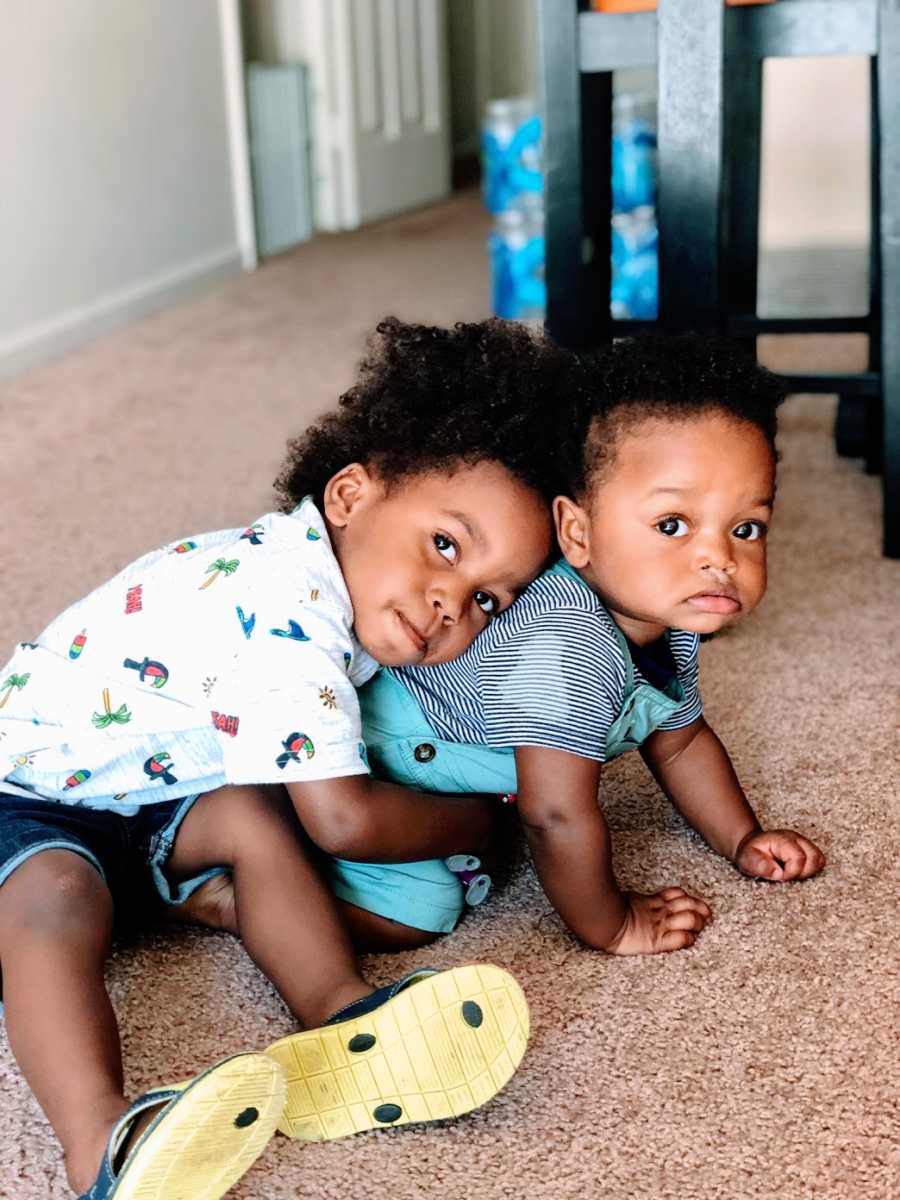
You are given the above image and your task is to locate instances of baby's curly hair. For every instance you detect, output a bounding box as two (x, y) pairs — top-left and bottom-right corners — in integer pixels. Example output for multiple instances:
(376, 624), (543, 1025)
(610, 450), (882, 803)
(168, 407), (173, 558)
(561, 333), (787, 499)
(275, 316), (581, 510)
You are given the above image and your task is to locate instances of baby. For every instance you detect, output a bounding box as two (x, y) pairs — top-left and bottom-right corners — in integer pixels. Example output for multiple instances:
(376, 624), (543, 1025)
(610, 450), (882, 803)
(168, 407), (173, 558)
(338, 333), (828, 951)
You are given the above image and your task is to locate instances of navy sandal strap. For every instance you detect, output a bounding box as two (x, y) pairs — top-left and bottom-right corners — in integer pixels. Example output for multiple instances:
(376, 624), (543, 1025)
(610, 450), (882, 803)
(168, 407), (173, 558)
(324, 968), (438, 1026)
(77, 1088), (180, 1199)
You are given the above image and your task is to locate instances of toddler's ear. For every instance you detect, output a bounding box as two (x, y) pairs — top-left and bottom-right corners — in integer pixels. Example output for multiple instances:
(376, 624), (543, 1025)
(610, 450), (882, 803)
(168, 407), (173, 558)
(322, 463), (378, 528)
(553, 495), (591, 569)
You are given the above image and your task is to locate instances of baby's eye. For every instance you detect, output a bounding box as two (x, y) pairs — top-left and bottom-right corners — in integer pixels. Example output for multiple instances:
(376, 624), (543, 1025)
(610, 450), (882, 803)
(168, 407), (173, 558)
(474, 591), (497, 617)
(733, 521), (766, 541)
(433, 532), (458, 563)
(656, 517), (689, 538)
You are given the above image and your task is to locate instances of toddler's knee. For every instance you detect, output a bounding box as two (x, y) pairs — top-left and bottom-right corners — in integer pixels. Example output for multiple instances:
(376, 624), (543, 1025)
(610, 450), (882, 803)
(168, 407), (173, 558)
(295, 798), (377, 859)
(0, 852), (110, 941)
(208, 784), (293, 847)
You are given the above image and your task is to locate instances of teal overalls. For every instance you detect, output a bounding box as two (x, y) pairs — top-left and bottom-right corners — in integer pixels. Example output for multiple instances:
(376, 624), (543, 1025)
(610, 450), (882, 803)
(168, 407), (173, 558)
(327, 560), (686, 932)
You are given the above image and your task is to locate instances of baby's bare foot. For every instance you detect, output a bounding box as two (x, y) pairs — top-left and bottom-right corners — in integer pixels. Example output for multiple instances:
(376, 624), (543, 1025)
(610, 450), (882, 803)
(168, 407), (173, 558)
(605, 887), (711, 956)
(164, 873), (238, 935)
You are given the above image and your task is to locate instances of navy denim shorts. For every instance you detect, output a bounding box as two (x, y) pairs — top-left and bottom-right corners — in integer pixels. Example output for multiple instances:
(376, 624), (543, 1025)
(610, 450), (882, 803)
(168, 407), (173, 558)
(0, 788), (219, 910)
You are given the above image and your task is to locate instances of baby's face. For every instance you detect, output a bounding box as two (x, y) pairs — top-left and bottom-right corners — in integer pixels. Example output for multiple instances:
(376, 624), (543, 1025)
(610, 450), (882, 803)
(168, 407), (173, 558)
(325, 461), (552, 666)
(557, 411), (775, 644)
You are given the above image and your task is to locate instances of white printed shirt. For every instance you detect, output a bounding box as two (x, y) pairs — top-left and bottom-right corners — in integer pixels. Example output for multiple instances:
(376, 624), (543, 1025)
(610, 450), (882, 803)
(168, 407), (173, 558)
(0, 499), (377, 812)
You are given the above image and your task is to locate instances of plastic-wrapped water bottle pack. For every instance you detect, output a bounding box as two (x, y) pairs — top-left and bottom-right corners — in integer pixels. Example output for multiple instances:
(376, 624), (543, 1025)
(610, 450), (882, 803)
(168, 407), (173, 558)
(481, 90), (659, 322)
(482, 98), (547, 321)
(611, 93), (659, 319)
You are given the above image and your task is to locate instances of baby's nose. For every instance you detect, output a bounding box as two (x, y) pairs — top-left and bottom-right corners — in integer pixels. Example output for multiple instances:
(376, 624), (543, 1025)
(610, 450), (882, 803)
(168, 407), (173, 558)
(701, 562), (736, 579)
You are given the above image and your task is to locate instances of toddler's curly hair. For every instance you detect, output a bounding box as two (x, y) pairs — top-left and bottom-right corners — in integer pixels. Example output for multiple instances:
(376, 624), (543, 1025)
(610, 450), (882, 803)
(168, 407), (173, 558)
(561, 333), (787, 498)
(275, 316), (581, 511)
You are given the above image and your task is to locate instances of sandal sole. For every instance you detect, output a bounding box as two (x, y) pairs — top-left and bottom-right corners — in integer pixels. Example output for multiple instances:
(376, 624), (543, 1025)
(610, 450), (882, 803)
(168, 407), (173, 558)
(266, 963), (529, 1141)
(113, 1053), (285, 1199)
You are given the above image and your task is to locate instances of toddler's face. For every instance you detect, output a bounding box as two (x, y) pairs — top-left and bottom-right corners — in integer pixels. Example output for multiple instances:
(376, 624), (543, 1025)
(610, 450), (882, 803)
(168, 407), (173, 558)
(325, 461), (552, 666)
(556, 411), (775, 644)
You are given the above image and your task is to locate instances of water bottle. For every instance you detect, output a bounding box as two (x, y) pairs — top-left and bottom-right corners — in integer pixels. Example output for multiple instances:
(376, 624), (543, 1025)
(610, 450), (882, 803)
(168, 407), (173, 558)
(610, 91), (659, 319)
(611, 93), (657, 214)
(611, 206), (658, 319)
(489, 201), (546, 321)
(481, 97), (543, 215)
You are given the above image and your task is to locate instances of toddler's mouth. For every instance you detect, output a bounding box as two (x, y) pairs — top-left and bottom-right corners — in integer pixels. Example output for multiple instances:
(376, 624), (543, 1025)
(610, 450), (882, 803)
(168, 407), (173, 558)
(395, 611), (428, 654)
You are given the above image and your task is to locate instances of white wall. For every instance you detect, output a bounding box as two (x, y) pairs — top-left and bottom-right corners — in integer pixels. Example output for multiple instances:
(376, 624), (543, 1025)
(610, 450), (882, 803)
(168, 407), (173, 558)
(0, 0), (242, 378)
(760, 55), (869, 249)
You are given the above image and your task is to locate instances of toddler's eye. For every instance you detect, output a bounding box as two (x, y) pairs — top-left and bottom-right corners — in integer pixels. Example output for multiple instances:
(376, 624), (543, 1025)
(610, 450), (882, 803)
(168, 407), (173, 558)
(474, 591), (497, 616)
(733, 521), (766, 541)
(656, 517), (689, 538)
(433, 533), (458, 563)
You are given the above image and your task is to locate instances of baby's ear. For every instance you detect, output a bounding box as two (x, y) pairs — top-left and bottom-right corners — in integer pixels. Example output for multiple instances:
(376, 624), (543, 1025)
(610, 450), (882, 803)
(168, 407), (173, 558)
(322, 463), (378, 528)
(553, 495), (591, 569)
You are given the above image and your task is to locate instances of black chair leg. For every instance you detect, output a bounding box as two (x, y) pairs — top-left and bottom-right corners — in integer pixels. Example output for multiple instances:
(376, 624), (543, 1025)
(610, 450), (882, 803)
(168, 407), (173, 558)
(657, 0), (725, 331)
(835, 396), (869, 459)
(878, 0), (900, 555)
(540, 0), (613, 350)
(722, 52), (763, 359)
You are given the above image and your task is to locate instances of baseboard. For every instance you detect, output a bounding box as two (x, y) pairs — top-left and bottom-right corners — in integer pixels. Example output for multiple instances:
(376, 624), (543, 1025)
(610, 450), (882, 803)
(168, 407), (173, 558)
(0, 245), (244, 380)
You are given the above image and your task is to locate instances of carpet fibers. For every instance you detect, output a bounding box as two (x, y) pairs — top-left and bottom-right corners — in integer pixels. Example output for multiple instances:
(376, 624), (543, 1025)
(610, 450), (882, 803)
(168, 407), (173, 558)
(2, 192), (897, 1199)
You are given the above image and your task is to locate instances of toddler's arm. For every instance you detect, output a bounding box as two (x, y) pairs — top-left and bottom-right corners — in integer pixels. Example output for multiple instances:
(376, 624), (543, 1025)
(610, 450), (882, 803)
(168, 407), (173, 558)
(515, 745), (710, 954)
(285, 776), (495, 862)
(640, 717), (826, 880)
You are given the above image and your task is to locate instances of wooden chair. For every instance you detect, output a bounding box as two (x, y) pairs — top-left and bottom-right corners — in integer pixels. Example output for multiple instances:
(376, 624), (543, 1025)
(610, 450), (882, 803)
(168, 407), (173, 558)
(540, 0), (900, 557)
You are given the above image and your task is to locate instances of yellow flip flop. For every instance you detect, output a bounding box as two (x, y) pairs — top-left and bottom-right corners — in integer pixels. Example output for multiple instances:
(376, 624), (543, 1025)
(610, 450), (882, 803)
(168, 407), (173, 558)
(80, 1052), (286, 1199)
(266, 963), (529, 1142)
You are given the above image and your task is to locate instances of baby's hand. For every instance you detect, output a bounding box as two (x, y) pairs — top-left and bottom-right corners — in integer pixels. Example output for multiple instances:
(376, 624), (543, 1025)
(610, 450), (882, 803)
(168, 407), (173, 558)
(604, 887), (711, 956)
(734, 829), (826, 882)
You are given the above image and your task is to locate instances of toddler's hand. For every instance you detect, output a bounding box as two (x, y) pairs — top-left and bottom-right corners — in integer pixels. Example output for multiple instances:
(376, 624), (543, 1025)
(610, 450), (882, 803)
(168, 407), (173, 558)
(604, 887), (711, 956)
(734, 829), (826, 882)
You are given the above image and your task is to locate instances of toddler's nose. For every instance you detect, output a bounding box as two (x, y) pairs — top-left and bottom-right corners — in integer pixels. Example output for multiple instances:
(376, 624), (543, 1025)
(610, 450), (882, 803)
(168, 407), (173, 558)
(430, 581), (466, 625)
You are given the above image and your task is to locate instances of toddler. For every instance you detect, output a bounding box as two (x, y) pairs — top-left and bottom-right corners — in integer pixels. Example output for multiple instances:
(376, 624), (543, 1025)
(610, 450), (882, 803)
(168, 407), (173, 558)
(324, 334), (827, 951)
(0, 318), (576, 1198)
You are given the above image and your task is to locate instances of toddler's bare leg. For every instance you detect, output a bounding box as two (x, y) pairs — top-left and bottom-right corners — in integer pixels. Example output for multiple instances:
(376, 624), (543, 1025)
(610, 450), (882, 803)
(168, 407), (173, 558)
(0, 850), (129, 1194)
(170, 874), (437, 950)
(337, 901), (439, 950)
(170, 794), (512, 952)
(167, 785), (376, 1027)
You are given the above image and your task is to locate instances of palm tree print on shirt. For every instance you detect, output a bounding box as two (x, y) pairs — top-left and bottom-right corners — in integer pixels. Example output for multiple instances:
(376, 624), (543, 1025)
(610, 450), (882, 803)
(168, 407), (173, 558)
(0, 673), (30, 709)
(199, 559), (240, 590)
(92, 688), (132, 729)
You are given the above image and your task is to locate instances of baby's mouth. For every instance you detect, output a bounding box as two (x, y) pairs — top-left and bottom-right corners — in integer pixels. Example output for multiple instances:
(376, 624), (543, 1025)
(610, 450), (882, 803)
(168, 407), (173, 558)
(684, 587), (741, 615)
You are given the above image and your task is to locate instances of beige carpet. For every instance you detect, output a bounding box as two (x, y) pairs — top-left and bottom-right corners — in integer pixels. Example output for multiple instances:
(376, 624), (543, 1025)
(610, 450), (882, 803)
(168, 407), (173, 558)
(2, 192), (898, 1199)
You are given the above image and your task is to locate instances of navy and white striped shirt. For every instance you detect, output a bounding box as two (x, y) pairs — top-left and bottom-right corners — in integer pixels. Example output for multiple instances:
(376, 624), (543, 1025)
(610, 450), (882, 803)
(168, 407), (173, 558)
(389, 564), (702, 764)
